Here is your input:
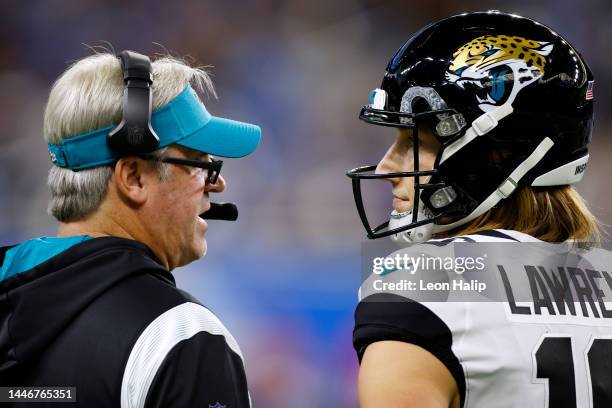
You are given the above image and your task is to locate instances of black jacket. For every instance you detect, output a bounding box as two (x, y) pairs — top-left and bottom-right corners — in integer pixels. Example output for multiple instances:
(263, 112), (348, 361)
(0, 237), (249, 407)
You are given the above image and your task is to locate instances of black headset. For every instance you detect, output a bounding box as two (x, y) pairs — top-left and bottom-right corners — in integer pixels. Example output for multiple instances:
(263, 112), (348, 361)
(108, 50), (237, 221)
(108, 50), (160, 154)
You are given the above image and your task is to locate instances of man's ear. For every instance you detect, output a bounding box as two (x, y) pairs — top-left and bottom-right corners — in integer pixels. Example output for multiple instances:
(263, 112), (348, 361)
(112, 157), (150, 206)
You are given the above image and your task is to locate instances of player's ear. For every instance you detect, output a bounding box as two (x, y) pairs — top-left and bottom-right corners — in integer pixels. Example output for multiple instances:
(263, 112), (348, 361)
(112, 157), (151, 206)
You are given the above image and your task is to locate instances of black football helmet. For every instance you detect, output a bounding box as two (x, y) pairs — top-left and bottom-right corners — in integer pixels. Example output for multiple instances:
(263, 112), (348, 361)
(347, 11), (594, 242)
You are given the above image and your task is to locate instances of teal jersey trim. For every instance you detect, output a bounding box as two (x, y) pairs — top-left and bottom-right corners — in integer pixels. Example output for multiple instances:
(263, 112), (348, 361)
(0, 236), (92, 281)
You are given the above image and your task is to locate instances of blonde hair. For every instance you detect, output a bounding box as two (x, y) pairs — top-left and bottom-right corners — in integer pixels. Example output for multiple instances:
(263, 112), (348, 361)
(44, 52), (215, 222)
(445, 185), (602, 243)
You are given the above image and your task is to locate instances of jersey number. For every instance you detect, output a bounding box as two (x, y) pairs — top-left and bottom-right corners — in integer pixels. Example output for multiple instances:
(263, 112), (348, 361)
(534, 336), (612, 408)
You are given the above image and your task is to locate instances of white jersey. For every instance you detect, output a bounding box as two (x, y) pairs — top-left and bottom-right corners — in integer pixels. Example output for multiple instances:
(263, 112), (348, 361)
(354, 229), (612, 408)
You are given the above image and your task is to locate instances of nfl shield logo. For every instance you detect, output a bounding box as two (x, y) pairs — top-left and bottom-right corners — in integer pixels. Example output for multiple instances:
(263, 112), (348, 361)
(127, 124), (145, 145)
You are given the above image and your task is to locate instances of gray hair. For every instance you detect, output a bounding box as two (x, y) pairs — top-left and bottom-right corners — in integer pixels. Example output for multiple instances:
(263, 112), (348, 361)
(44, 52), (216, 222)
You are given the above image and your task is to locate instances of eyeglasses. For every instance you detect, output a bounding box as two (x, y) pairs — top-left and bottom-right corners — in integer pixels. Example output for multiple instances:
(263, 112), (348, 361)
(139, 155), (223, 184)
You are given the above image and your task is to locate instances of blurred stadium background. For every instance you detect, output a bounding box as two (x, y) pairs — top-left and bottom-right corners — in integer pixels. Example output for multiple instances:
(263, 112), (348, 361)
(2, 1), (611, 406)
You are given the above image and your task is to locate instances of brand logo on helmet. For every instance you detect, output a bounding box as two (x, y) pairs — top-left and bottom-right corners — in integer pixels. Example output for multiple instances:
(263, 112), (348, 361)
(575, 163), (587, 175)
(446, 35), (553, 112)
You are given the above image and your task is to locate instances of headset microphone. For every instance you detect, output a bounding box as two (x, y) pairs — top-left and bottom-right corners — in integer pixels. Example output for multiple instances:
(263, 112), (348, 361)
(200, 202), (238, 221)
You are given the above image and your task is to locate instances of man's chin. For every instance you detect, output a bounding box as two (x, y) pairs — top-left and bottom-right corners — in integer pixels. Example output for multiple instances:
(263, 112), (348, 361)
(199, 239), (208, 258)
(393, 204), (412, 214)
(392, 198), (413, 213)
(191, 237), (208, 260)
(174, 240), (207, 269)
(195, 218), (208, 258)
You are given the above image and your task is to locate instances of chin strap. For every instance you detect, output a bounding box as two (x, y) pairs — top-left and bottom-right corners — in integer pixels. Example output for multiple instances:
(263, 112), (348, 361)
(432, 136), (555, 236)
(439, 103), (514, 164)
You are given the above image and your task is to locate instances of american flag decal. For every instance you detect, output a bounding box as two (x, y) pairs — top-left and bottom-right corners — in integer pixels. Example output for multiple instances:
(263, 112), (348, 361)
(586, 80), (594, 100)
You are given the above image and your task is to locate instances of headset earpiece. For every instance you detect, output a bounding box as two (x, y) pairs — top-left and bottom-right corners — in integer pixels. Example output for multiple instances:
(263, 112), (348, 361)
(108, 50), (160, 154)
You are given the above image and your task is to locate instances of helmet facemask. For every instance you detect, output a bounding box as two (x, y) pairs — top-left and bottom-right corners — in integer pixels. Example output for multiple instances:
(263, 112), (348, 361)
(347, 87), (466, 242)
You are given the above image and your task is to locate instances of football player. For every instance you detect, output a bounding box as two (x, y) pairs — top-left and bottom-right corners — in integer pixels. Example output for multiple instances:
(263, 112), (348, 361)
(347, 11), (608, 408)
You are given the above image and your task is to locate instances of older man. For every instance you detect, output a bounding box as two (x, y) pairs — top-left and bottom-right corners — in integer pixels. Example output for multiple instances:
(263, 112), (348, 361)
(0, 51), (260, 407)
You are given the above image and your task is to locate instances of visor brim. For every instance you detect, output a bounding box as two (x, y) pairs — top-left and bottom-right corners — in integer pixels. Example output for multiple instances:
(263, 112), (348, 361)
(177, 116), (261, 158)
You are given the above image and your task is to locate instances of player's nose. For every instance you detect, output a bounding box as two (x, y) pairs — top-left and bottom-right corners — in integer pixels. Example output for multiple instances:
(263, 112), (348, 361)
(376, 143), (403, 185)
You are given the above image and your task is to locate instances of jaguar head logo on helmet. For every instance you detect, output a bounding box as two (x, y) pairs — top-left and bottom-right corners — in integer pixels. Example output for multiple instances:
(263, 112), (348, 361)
(446, 35), (553, 111)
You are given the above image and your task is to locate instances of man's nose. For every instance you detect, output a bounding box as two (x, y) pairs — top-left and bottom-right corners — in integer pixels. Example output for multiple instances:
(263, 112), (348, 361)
(375, 157), (394, 176)
(375, 145), (402, 184)
(206, 175), (226, 193)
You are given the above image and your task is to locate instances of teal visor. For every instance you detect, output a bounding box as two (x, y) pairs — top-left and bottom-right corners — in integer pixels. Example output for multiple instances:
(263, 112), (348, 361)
(48, 85), (261, 171)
